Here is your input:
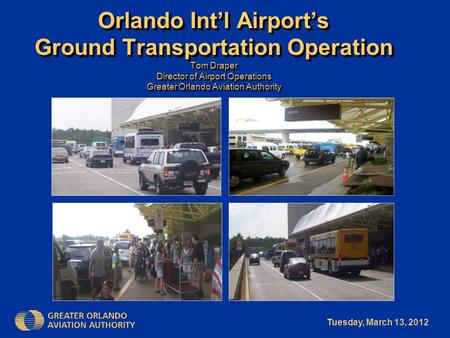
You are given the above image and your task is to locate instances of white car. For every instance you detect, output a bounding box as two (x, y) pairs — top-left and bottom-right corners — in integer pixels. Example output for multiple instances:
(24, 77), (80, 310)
(246, 142), (285, 159)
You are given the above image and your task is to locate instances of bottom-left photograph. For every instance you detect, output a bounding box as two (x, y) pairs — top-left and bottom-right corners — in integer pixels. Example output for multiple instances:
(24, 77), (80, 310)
(52, 203), (222, 301)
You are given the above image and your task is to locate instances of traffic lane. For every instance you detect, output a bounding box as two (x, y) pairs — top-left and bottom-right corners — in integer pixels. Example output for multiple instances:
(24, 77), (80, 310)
(52, 156), (221, 196)
(233, 157), (347, 195)
(249, 259), (393, 301)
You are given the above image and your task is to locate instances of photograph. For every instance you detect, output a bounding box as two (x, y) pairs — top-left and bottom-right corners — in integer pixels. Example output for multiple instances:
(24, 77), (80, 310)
(53, 203), (222, 301)
(229, 203), (394, 301)
(52, 98), (221, 196)
(229, 98), (394, 195)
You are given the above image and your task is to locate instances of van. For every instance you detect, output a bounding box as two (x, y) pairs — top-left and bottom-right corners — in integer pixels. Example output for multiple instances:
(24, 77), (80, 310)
(123, 129), (164, 164)
(92, 141), (108, 150)
(246, 142), (285, 159)
(53, 241), (78, 300)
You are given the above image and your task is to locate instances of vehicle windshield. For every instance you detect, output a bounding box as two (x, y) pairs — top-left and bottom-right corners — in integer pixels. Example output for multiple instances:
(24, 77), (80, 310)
(65, 247), (91, 259)
(140, 138), (160, 147)
(283, 252), (296, 260)
(178, 143), (204, 150)
(290, 257), (307, 264)
(167, 151), (206, 164)
(250, 254), (258, 258)
(115, 242), (130, 250)
(91, 151), (110, 156)
(53, 148), (67, 154)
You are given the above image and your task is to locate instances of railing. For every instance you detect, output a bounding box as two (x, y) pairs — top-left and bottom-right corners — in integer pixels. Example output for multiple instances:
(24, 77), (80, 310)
(229, 254), (246, 300)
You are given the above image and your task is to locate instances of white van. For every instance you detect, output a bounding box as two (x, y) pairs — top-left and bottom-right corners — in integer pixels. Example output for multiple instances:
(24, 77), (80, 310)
(92, 141), (108, 150)
(123, 129), (164, 164)
(246, 142), (285, 158)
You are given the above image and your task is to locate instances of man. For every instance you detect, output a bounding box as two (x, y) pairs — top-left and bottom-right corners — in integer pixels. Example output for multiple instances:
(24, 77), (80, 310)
(171, 238), (181, 264)
(89, 239), (106, 300)
(191, 233), (205, 298)
(112, 247), (122, 291)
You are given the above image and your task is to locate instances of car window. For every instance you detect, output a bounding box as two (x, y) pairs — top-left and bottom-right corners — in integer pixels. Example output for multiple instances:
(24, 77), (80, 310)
(154, 152), (161, 165)
(65, 247), (91, 259)
(115, 242), (130, 250)
(147, 152), (155, 164)
(158, 152), (165, 165)
(240, 150), (260, 161)
(260, 151), (275, 160)
(262, 146), (269, 151)
(141, 138), (160, 147)
(167, 151), (206, 164)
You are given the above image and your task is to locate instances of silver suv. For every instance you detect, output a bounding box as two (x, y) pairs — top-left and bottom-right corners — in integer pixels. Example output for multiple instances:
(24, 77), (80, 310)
(138, 149), (212, 195)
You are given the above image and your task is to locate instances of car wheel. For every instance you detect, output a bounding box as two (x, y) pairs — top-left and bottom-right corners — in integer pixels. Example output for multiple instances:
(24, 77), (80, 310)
(155, 176), (165, 195)
(194, 183), (208, 195)
(279, 166), (287, 177)
(229, 173), (240, 188)
(304, 161), (309, 166)
(139, 173), (148, 191)
(328, 261), (333, 275)
(281, 153), (286, 159)
(86, 161), (89, 167)
(122, 156), (126, 163)
(351, 270), (361, 276)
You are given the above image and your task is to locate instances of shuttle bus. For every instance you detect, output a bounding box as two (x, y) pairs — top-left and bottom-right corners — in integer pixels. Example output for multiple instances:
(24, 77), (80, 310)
(309, 228), (369, 275)
(123, 129), (164, 164)
(111, 136), (125, 156)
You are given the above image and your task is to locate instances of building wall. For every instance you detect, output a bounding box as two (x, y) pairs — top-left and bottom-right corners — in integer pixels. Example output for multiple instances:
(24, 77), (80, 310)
(287, 204), (323, 238)
(111, 98), (145, 138)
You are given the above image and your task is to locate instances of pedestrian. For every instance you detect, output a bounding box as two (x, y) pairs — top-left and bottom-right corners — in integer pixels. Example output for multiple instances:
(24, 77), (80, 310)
(211, 248), (222, 300)
(154, 245), (166, 295)
(97, 280), (114, 300)
(112, 247), (122, 291)
(171, 238), (181, 264)
(181, 241), (193, 274)
(89, 239), (106, 300)
(191, 233), (205, 298)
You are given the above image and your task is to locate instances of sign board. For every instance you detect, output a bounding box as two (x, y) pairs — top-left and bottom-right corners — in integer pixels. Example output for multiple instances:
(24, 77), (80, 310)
(285, 104), (341, 121)
(178, 122), (200, 131)
(362, 135), (374, 141)
(154, 209), (165, 230)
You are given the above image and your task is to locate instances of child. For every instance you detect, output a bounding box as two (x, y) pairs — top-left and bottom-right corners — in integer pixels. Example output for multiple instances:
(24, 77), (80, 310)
(97, 280), (115, 300)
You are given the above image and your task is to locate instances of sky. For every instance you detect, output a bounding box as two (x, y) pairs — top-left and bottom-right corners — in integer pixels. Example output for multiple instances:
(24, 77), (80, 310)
(229, 98), (357, 144)
(229, 203), (287, 238)
(52, 98), (111, 131)
(53, 203), (151, 238)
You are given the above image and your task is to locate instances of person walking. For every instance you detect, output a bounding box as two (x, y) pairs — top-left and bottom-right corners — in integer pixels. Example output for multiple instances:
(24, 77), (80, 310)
(154, 245), (166, 295)
(181, 241), (193, 274)
(191, 233), (205, 298)
(89, 239), (106, 300)
(112, 247), (122, 291)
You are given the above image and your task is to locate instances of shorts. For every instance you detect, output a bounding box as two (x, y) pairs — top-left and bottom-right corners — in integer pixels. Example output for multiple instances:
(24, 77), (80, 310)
(156, 268), (163, 278)
(91, 276), (105, 293)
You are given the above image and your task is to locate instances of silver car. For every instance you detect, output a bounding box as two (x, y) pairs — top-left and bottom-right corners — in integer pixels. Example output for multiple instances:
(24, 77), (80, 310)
(52, 147), (69, 163)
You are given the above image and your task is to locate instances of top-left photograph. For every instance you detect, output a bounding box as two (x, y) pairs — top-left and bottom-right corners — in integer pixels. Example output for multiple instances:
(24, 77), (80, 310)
(52, 98), (222, 196)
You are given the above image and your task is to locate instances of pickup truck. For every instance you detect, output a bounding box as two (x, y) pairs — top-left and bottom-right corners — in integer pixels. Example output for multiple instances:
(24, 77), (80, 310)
(172, 142), (221, 178)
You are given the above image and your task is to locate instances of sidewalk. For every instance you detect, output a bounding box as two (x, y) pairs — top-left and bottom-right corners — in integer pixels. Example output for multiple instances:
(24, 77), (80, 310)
(308, 174), (350, 196)
(373, 265), (394, 273)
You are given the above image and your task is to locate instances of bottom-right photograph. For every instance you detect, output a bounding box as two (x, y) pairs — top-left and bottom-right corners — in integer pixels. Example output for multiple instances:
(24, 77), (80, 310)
(229, 203), (394, 301)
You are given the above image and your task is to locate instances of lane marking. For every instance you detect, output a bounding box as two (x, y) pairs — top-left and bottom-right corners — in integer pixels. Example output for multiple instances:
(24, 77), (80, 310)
(261, 261), (323, 301)
(324, 274), (394, 299)
(115, 273), (135, 300)
(70, 159), (145, 196)
(235, 160), (345, 195)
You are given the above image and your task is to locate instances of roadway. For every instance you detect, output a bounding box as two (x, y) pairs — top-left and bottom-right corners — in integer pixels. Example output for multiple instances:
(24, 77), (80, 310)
(231, 155), (348, 195)
(52, 155), (221, 196)
(248, 258), (394, 301)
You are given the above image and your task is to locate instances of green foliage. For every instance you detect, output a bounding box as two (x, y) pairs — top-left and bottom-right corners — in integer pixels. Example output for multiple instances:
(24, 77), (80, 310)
(52, 128), (111, 144)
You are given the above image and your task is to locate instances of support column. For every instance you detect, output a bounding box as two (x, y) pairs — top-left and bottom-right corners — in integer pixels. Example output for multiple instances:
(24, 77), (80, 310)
(281, 130), (290, 143)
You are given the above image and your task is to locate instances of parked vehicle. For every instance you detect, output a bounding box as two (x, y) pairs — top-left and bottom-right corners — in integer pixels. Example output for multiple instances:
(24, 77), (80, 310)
(272, 250), (282, 267)
(172, 142), (221, 179)
(284, 257), (311, 280)
(302, 149), (336, 165)
(292, 146), (311, 159)
(319, 142), (344, 155)
(86, 150), (113, 168)
(114, 241), (131, 267)
(107, 238), (121, 248)
(278, 143), (298, 154)
(229, 149), (290, 189)
(53, 241), (78, 300)
(265, 249), (275, 260)
(246, 142), (285, 159)
(138, 149), (211, 195)
(258, 251), (265, 257)
(279, 250), (297, 273)
(111, 136), (125, 157)
(52, 147), (69, 163)
(74, 144), (86, 154)
(65, 244), (96, 285)
(249, 253), (260, 265)
(123, 129), (164, 164)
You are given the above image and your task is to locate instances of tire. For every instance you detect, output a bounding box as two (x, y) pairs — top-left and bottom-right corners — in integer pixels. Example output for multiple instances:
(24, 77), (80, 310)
(305, 273), (311, 280)
(61, 281), (77, 300)
(139, 173), (148, 191)
(122, 156), (126, 163)
(332, 158), (335, 163)
(65, 160), (69, 163)
(328, 261), (333, 275)
(351, 270), (361, 276)
(281, 153), (286, 159)
(86, 161), (89, 167)
(304, 161), (309, 166)
(229, 173), (241, 189)
(194, 183), (208, 195)
(109, 163), (113, 168)
(155, 176), (165, 195)
(279, 166), (287, 177)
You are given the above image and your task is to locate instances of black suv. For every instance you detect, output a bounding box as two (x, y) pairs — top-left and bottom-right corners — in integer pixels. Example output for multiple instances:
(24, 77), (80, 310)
(302, 149), (336, 165)
(229, 149), (290, 189)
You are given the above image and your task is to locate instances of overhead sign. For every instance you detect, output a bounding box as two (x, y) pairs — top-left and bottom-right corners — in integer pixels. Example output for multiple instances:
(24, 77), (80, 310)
(285, 104), (341, 121)
(178, 122), (200, 131)
(357, 134), (374, 142)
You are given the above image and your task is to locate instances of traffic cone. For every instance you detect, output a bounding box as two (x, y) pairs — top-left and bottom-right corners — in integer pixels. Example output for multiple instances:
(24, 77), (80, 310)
(342, 167), (349, 183)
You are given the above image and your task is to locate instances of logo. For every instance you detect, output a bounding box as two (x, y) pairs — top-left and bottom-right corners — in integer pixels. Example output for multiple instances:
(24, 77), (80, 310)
(15, 310), (45, 331)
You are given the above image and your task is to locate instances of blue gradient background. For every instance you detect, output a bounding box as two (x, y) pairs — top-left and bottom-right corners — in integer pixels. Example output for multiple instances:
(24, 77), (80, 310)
(1, 0), (447, 337)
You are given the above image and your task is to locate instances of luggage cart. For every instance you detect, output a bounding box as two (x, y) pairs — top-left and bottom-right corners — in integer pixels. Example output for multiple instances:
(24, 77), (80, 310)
(163, 261), (202, 300)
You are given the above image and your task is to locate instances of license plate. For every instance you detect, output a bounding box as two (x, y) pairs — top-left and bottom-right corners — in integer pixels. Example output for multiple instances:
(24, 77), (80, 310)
(185, 181), (193, 185)
(197, 179), (206, 183)
(101, 160), (105, 163)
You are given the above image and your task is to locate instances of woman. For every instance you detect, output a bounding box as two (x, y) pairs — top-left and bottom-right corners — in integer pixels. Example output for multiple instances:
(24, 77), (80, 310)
(154, 245), (167, 295)
(97, 280), (114, 300)
(181, 241), (193, 275)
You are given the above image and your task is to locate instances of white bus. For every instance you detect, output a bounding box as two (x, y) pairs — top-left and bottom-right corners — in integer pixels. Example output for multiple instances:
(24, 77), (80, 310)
(123, 129), (164, 164)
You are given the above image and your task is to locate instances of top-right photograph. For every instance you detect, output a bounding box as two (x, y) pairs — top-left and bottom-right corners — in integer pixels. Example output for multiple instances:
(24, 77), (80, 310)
(229, 98), (394, 196)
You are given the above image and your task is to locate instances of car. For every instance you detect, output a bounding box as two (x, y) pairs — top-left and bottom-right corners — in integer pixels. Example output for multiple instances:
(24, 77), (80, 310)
(86, 150), (113, 168)
(138, 148), (212, 195)
(52, 147), (69, 163)
(107, 238), (121, 248)
(279, 250), (297, 273)
(272, 250), (282, 267)
(302, 149), (336, 165)
(53, 241), (78, 300)
(265, 249), (275, 260)
(79, 146), (92, 158)
(229, 149), (290, 189)
(246, 142), (285, 159)
(258, 251), (265, 257)
(65, 244), (96, 285)
(172, 142), (221, 179)
(249, 253), (260, 265)
(114, 241), (131, 267)
(283, 257), (311, 280)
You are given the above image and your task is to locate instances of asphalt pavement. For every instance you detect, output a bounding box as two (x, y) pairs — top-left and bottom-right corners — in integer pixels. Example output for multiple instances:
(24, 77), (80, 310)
(52, 155), (221, 196)
(231, 155), (348, 195)
(248, 258), (394, 301)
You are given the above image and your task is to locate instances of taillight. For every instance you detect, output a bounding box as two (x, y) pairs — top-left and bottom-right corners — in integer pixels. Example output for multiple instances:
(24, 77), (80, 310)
(338, 255), (341, 262)
(163, 167), (169, 177)
(206, 168), (211, 176)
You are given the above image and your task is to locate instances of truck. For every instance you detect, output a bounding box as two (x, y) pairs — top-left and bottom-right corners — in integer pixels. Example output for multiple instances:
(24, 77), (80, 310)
(319, 142), (344, 155)
(172, 142), (221, 178)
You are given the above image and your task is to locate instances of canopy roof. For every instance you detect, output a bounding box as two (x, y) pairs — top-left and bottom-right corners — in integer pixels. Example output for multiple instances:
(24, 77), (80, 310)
(120, 98), (221, 130)
(135, 203), (221, 224)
